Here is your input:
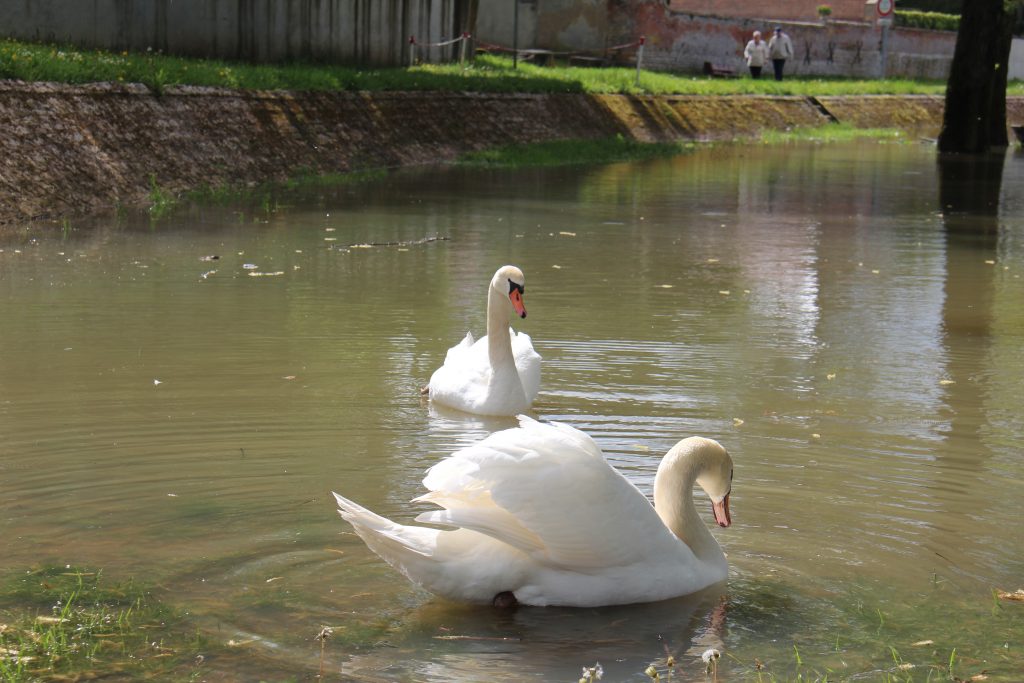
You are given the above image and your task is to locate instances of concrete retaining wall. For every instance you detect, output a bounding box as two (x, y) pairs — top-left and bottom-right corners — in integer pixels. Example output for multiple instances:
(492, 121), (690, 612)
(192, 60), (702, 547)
(0, 0), (471, 66)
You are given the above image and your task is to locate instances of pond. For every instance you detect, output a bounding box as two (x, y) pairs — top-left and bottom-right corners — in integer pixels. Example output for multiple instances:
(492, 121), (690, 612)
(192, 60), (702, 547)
(1, 141), (1023, 682)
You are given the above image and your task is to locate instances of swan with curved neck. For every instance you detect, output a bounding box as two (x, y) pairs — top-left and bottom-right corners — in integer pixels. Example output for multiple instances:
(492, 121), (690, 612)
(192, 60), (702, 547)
(426, 266), (541, 416)
(333, 417), (734, 607)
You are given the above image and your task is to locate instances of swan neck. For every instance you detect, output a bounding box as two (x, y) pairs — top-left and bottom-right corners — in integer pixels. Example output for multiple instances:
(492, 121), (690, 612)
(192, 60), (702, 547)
(486, 284), (513, 365)
(653, 444), (722, 561)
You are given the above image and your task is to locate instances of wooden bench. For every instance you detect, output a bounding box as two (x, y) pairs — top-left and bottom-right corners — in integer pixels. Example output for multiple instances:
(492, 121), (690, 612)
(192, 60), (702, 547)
(517, 49), (556, 66)
(703, 61), (737, 78)
(568, 55), (608, 68)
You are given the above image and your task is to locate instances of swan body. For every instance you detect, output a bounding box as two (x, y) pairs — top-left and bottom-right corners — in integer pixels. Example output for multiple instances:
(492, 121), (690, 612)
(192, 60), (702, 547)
(427, 266), (541, 416)
(333, 416), (734, 608)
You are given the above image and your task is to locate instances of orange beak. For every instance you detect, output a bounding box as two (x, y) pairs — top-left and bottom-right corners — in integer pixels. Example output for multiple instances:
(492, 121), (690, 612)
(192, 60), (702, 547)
(509, 288), (527, 319)
(711, 494), (731, 528)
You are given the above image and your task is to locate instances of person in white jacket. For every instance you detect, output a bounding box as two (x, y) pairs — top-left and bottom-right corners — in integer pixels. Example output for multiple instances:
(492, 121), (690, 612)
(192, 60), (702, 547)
(768, 26), (794, 81)
(743, 31), (769, 79)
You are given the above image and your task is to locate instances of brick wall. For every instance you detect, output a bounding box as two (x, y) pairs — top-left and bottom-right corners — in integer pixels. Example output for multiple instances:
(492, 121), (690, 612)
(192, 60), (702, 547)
(667, 0), (872, 22)
(623, 10), (956, 80)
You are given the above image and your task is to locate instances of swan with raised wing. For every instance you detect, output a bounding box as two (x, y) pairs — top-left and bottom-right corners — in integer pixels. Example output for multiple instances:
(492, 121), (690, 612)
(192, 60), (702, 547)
(333, 416), (734, 608)
(425, 265), (541, 416)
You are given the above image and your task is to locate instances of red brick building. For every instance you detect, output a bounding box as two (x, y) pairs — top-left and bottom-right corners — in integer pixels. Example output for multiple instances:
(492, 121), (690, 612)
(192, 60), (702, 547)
(667, 0), (875, 22)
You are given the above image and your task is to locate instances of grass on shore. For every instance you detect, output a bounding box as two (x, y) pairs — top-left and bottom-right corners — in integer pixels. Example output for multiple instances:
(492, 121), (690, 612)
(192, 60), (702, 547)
(0, 566), (205, 682)
(5, 38), (1022, 97)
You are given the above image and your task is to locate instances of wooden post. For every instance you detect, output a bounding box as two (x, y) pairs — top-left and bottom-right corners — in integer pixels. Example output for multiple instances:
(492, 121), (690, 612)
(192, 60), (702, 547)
(513, 0), (519, 69)
(459, 32), (468, 65)
(409, 35), (416, 67)
(635, 36), (645, 87)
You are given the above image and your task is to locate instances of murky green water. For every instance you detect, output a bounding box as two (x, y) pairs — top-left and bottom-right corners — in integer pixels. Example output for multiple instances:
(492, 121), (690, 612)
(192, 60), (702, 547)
(2, 142), (1023, 681)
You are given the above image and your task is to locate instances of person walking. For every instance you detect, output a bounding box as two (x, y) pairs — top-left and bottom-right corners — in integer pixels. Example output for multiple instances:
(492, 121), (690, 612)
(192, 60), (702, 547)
(743, 31), (769, 79)
(768, 26), (793, 81)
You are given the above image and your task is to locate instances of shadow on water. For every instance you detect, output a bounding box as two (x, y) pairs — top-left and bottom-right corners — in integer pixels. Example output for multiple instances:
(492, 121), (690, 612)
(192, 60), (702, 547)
(931, 151), (1002, 584)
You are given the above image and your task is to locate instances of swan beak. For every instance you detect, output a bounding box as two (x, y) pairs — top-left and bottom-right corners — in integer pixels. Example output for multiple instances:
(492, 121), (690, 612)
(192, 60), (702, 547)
(509, 288), (527, 319)
(712, 494), (731, 527)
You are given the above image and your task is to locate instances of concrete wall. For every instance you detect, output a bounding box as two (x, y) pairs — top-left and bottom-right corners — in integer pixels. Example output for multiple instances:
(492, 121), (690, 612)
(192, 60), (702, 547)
(627, 16), (958, 80)
(475, 0), (541, 52)
(0, 0), (473, 66)
(474, 1), (980, 80)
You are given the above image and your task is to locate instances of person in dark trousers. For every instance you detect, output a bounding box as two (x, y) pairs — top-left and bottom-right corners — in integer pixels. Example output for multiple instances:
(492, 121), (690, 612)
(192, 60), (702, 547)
(768, 26), (793, 81)
(743, 30), (769, 78)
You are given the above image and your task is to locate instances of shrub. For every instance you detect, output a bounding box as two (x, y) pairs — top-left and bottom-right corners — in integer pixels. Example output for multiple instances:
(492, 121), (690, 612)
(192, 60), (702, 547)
(894, 9), (960, 32)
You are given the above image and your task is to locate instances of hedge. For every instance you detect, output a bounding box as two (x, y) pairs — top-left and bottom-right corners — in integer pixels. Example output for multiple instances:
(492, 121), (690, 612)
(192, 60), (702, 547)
(894, 9), (960, 32)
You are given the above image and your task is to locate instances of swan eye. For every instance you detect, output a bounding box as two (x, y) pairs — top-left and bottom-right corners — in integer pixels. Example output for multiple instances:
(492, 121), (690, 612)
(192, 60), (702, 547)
(508, 279), (524, 295)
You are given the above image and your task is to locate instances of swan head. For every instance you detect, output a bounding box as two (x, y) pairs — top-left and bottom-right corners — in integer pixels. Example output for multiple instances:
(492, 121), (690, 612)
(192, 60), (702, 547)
(659, 436), (734, 529)
(491, 265), (527, 319)
(690, 437), (733, 528)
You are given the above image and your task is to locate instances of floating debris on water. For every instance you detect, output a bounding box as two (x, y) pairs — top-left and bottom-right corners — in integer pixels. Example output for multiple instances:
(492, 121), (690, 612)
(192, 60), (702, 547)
(342, 235), (449, 251)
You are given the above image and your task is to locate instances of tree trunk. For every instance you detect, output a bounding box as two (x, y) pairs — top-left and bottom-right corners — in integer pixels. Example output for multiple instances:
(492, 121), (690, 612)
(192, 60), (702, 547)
(937, 0), (1017, 153)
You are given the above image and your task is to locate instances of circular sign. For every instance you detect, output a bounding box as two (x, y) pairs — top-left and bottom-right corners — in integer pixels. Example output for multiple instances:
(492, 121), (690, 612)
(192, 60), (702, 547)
(878, 0), (894, 16)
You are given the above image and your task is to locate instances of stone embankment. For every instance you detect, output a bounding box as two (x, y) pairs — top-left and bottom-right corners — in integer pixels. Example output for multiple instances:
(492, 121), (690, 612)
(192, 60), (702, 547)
(1, 80), (1021, 226)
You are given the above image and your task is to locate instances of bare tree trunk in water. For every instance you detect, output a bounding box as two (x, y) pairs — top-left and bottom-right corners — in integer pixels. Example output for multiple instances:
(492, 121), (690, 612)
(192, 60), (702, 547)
(937, 0), (1018, 153)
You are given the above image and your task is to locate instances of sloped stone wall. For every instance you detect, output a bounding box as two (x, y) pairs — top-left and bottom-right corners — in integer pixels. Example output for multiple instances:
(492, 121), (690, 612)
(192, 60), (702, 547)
(2, 80), (1021, 227)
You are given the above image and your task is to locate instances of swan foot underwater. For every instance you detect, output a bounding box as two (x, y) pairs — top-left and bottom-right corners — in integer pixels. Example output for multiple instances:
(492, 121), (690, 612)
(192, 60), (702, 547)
(423, 265), (542, 416)
(333, 416), (734, 608)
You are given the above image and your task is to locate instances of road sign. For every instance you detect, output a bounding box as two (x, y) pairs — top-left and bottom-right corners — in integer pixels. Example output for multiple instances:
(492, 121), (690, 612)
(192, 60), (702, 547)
(877, 0), (894, 17)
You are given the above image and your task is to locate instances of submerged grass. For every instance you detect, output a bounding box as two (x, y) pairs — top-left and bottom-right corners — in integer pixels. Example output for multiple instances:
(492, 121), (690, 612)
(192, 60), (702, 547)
(457, 126), (908, 169)
(0, 566), (206, 682)
(140, 167), (387, 223)
(457, 135), (697, 168)
(759, 123), (910, 144)
(4, 39), (1023, 97)
(710, 576), (1024, 683)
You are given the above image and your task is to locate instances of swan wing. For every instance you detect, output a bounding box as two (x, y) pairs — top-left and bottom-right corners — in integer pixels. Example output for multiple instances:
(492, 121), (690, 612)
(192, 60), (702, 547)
(428, 332), (493, 410)
(511, 329), (542, 403)
(416, 416), (683, 570)
(442, 331), (477, 364)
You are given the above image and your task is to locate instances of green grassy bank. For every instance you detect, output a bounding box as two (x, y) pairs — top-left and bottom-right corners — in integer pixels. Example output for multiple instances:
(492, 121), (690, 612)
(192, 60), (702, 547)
(4, 38), (1021, 97)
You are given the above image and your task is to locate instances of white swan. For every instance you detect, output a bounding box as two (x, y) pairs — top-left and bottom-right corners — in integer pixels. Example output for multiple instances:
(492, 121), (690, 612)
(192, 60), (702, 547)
(333, 416), (734, 608)
(425, 265), (541, 416)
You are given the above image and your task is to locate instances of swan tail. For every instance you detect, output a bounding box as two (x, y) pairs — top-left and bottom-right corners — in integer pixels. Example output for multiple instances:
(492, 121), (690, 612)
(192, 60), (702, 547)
(332, 492), (437, 559)
(333, 492), (496, 599)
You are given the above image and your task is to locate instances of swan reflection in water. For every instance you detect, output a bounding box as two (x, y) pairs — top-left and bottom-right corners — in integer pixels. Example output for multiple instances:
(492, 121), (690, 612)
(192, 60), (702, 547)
(338, 584), (729, 683)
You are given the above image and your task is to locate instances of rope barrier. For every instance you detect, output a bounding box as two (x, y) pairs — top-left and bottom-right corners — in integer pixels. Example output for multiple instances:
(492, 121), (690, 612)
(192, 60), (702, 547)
(408, 32), (647, 82)
(410, 33), (470, 49)
(408, 33), (472, 65)
(475, 36), (645, 65)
